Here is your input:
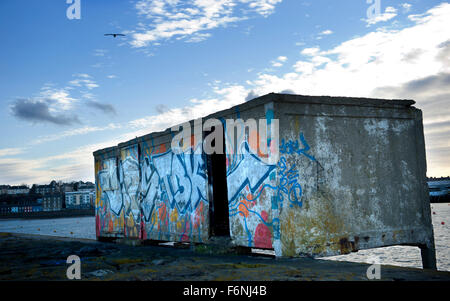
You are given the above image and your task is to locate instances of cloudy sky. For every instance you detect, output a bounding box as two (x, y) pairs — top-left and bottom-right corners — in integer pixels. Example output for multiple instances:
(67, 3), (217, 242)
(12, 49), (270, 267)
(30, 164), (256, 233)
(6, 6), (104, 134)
(0, 0), (449, 185)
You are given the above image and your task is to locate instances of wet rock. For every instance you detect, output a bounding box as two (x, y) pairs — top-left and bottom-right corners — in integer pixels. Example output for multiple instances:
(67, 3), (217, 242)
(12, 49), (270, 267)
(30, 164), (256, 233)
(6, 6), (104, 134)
(78, 246), (102, 256)
(87, 269), (114, 277)
(152, 259), (165, 266)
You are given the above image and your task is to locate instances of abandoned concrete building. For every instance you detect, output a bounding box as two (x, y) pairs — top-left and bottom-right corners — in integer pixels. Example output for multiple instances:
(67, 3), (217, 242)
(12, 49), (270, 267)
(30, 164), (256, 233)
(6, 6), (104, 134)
(93, 93), (436, 269)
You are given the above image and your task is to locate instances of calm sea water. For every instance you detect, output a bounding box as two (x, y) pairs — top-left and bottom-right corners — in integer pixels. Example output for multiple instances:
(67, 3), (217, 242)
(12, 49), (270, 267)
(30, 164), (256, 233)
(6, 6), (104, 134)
(0, 203), (448, 271)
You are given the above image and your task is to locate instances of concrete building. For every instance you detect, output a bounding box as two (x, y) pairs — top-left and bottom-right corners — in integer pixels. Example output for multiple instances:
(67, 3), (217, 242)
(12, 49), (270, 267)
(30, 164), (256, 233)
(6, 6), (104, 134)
(93, 93), (436, 269)
(60, 183), (74, 193)
(42, 193), (63, 212)
(0, 194), (42, 216)
(0, 185), (9, 195)
(5, 186), (30, 195)
(34, 180), (60, 196)
(65, 191), (94, 209)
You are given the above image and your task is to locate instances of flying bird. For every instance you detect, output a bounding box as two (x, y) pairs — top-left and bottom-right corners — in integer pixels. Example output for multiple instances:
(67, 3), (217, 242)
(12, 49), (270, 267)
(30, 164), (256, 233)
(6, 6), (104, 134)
(104, 33), (126, 38)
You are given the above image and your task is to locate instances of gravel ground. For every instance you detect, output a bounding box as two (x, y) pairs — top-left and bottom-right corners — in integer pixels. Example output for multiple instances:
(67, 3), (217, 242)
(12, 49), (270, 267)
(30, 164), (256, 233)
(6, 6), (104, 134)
(0, 232), (449, 281)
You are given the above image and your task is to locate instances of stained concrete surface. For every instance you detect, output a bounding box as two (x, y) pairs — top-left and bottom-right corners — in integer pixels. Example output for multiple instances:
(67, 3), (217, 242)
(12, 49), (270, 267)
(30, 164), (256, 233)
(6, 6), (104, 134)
(0, 232), (449, 281)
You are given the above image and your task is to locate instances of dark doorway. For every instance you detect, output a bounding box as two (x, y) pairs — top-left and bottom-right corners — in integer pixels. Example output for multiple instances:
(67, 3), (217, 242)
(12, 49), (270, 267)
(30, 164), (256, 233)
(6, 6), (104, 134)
(205, 127), (230, 237)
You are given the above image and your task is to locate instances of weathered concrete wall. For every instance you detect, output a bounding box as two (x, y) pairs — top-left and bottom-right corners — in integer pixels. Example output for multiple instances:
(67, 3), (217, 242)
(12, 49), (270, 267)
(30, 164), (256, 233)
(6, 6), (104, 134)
(119, 144), (141, 238)
(218, 103), (278, 250)
(95, 128), (210, 243)
(95, 147), (124, 237)
(137, 132), (209, 243)
(93, 93), (435, 267)
(274, 99), (433, 257)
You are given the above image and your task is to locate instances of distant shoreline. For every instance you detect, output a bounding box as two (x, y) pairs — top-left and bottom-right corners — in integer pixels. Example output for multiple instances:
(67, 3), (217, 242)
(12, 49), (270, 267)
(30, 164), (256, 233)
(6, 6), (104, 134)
(430, 196), (450, 203)
(0, 208), (94, 220)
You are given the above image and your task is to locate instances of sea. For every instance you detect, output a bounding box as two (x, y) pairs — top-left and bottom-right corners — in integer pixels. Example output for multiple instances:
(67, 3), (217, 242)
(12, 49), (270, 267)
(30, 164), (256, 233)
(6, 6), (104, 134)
(0, 203), (448, 271)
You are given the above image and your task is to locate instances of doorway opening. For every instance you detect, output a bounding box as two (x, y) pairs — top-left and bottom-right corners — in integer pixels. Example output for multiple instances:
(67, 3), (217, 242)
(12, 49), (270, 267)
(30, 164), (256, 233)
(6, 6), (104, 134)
(206, 127), (230, 237)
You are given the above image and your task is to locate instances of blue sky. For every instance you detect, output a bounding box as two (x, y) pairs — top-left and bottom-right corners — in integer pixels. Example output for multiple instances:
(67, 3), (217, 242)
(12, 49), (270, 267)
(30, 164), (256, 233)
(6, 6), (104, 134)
(0, 0), (449, 185)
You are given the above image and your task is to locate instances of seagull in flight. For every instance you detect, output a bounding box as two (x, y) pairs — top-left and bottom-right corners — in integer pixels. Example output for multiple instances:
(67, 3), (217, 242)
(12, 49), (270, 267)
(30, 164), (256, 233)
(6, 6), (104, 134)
(104, 33), (126, 38)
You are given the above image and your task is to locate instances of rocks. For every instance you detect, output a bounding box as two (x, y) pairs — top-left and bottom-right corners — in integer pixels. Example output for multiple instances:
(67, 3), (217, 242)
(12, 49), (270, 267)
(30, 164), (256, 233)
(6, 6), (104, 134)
(151, 259), (165, 266)
(77, 246), (103, 256)
(87, 269), (114, 277)
(1, 233), (450, 281)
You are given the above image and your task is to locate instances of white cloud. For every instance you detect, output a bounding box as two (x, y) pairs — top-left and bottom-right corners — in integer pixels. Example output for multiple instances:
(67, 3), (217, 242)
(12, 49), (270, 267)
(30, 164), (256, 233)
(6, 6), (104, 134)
(186, 32), (212, 43)
(33, 74), (99, 113)
(319, 29), (333, 35)
(271, 55), (288, 67)
(127, 84), (247, 136)
(241, 0), (283, 16)
(245, 3), (450, 175)
(69, 74), (99, 90)
(293, 61), (315, 74)
(250, 4), (450, 97)
(39, 86), (77, 112)
(0, 141), (120, 185)
(131, 0), (283, 47)
(0, 148), (26, 158)
(31, 124), (122, 145)
(301, 47), (320, 56)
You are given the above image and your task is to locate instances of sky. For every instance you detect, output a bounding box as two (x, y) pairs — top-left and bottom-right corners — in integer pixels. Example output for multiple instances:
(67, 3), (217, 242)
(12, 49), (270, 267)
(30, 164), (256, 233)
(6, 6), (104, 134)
(0, 0), (449, 185)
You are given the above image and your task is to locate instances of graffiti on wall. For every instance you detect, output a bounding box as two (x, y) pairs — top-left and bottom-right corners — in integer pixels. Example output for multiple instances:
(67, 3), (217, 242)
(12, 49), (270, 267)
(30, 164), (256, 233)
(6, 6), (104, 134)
(119, 146), (141, 238)
(94, 110), (317, 250)
(95, 155), (124, 237)
(278, 133), (317, 208)
(225, 108), (317, 249)
(139, 138), (209, 242)
(225, 108), (279, 249)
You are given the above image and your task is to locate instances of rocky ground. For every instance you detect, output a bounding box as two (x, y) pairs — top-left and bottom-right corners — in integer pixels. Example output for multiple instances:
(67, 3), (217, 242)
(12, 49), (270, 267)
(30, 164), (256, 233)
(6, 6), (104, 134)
(0, 232), (449, 281)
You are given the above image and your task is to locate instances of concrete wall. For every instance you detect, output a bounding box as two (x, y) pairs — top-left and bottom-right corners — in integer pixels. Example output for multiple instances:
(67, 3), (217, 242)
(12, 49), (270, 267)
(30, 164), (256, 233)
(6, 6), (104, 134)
(94, 129), (210, 243)
(137, 132), (209, 243)
(216, 102), (279, 250)
(274, 97), (433, 257)
(93, 93), (435, 265)
(95, 147), (124, 238)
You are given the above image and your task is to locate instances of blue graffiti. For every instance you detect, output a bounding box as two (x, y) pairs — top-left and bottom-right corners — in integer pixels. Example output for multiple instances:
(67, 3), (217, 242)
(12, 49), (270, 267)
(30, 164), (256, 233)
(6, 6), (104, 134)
(280, 132), (316, 161)
(227, 142), (276, 208)
(277, 132), (316, 208)
(139, 141), (208, 240)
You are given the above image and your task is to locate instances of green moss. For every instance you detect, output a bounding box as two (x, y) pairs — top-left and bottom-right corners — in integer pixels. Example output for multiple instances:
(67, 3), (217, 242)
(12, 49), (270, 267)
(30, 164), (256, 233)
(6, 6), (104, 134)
(111, 258), (143, 265)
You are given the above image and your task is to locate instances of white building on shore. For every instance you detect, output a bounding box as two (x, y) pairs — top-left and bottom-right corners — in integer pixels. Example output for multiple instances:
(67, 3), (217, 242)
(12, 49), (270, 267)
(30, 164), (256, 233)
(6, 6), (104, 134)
(65, 190), (95, 209)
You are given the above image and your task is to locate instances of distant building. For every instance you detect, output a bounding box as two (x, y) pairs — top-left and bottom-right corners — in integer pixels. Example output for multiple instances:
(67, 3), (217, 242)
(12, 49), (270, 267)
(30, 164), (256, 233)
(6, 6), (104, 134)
(74, 181), (95, 192)
(42, 193), (64, 211)
(427, 177), (450, 203)
(0, 193), (42, 216)
(65, 191), (94, 209)
(6, 186), (30, 195)
(0, 185), (9, 195)
(60, 183), (74, 193)
(35, 181), (60, 195)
